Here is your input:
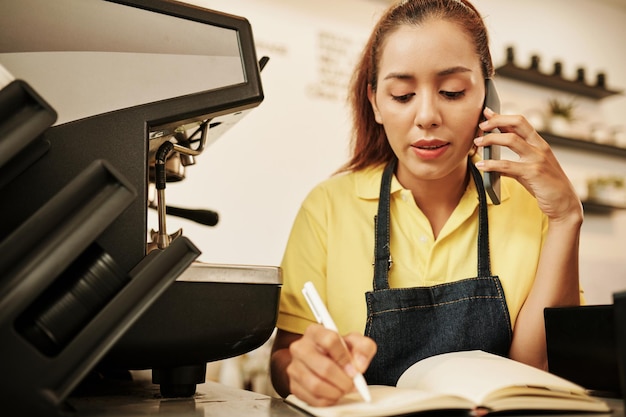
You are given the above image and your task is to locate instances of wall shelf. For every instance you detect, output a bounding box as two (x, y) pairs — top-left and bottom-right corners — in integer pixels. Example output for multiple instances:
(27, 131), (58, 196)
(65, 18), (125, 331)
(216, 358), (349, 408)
(496, 62), (622, 100)
(540, 131), (626, 159)
(496, 56), (625, 214)
(539, 132), (626, 213)
(582, 200), (626, 213)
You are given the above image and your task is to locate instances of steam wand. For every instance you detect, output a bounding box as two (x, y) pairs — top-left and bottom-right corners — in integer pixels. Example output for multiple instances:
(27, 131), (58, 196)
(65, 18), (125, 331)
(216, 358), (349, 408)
(154, 140), (204, 249)
(155, 141), (175, 249)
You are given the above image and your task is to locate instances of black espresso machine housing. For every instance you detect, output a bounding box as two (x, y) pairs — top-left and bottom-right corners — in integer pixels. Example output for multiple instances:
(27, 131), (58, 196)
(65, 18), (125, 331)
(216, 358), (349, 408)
(0, 1), (280, 415)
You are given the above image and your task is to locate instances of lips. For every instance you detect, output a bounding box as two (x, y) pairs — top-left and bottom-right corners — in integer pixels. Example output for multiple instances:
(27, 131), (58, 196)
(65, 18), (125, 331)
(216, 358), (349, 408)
(410, 139), (450, 160)
(411, 139), (449, 149)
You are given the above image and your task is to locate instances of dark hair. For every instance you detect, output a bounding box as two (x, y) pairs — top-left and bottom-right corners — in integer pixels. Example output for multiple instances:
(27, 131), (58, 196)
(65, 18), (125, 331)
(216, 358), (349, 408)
(339, 0), (493, 173)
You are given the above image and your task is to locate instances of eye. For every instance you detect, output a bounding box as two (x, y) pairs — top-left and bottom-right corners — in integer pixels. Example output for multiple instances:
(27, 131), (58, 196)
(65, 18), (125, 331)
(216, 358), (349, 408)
(391, 93), (415, 103)
(440, 90), (465, 100)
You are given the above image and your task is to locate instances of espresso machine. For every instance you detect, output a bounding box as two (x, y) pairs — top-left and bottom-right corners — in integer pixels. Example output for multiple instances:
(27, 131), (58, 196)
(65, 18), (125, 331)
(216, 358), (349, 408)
(0, 1), (281, 415)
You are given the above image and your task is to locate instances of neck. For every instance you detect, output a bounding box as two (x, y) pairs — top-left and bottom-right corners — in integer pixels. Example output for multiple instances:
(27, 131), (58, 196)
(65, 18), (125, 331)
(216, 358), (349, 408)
(397, 162), (470, 239)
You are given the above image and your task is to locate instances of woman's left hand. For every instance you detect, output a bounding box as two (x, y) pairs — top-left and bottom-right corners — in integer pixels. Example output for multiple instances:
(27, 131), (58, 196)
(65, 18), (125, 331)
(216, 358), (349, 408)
(474, 107), (583, 225)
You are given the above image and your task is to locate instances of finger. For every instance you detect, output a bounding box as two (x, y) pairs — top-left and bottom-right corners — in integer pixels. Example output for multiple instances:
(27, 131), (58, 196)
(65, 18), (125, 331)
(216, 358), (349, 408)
(475, 128), (552, 163)
(343, 333), (377, 373)
(291, 325), (356, 391)
(308, 325), (358, 376)
(479, 111), (542, 146)
(287, 358), (345, 406)
(476, 158), (524, 181)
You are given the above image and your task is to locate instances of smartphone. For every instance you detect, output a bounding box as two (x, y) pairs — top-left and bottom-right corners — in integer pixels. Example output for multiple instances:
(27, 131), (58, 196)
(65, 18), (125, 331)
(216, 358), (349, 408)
(482, 78), (501, 205)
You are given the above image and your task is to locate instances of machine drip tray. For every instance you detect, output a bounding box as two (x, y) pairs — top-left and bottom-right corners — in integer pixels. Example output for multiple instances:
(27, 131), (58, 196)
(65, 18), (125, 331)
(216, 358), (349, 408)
(94, 262), (282, 397)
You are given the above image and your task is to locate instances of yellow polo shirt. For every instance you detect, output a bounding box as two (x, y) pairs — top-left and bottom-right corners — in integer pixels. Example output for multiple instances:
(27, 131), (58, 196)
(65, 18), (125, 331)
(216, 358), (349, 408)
(277, 164), (547, 336)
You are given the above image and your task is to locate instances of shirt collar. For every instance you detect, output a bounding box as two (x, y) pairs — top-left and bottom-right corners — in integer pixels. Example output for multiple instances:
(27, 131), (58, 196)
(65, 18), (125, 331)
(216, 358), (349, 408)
(355, 164), (400, 200)
(354, 162), (511, 205)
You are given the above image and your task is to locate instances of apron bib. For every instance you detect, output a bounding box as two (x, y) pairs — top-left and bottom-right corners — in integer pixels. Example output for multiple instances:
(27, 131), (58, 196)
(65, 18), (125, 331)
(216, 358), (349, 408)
(364, 158), (512, 386)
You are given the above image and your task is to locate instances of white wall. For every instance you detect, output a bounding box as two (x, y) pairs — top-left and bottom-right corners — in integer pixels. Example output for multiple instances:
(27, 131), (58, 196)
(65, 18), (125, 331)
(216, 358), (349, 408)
(159, 0), (384, 266)
(160, 0), (626, 305)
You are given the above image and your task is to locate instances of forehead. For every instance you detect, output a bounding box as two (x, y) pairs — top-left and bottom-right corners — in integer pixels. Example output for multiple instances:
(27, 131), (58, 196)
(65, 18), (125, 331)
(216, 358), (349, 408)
(377, 19), (481, 76)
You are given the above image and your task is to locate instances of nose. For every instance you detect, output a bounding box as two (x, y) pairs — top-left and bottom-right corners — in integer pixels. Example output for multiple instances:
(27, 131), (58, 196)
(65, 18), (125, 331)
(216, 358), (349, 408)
(414, 92), (442, 129)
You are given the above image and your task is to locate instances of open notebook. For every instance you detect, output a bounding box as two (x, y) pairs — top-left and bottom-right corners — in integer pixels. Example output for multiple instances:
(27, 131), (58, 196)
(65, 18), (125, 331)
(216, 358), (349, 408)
(285, 350), (611, 417)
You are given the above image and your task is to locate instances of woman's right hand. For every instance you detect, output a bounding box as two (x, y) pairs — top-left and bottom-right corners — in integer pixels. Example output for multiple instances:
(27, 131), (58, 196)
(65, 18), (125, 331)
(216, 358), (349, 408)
(271, 326), (377, 406)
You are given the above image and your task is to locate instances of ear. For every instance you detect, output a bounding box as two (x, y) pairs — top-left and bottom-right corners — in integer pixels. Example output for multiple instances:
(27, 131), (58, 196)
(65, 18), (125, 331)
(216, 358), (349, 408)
(367, 84), (383, 124)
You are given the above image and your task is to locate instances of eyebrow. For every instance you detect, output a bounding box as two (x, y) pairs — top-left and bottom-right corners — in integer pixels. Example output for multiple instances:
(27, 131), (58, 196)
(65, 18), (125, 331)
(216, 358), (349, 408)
(382, 66), (473, 81)
(437, 66), (472, 76)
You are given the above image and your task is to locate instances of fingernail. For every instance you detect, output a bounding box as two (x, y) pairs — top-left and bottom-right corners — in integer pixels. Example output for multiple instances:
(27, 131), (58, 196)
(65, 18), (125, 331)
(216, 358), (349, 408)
(475, 160), (484, 168)
(353, 354), (368, 372)
(474, 136), (483, 145)
(479, 121), (488, 130)
(343, 363), (357, 378)
(484, 107), (495, 116)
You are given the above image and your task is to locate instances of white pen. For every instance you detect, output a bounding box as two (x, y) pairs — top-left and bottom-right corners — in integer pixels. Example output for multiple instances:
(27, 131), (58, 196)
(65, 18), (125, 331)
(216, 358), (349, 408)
(302, 281), (372, 403)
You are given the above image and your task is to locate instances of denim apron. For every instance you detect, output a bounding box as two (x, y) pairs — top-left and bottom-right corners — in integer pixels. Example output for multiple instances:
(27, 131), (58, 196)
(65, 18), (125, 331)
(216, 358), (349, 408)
(363, 158), (512, 386)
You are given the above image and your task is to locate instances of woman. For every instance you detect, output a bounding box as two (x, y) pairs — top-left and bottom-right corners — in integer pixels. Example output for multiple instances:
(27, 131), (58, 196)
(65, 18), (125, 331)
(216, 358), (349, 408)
(270, 0), (583, 406)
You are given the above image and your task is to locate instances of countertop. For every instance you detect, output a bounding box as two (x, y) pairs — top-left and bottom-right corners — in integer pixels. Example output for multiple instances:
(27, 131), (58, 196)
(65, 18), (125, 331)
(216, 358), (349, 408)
(67, 372), (624, 417)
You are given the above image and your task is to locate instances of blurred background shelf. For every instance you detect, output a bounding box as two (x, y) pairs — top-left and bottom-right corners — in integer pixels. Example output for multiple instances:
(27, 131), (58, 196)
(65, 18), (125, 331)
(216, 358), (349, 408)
(540, 131), (626, 158)
(496, 62), (622, 99)
(582, 199), (626, 213)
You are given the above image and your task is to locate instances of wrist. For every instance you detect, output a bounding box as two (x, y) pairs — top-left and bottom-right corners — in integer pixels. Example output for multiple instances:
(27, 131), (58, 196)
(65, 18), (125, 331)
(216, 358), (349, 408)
(547, 201), (584, 229)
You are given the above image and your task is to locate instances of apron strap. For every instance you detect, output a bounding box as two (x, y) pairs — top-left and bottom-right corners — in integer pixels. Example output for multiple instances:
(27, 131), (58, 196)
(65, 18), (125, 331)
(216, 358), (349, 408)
(468, 160), (492, 278)
(373, 159), (396, 291)
(373, 157), (492, 290)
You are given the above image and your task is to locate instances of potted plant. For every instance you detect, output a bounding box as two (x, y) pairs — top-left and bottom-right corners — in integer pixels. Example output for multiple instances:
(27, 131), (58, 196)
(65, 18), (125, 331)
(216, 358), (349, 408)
(587, 175), (626, 207)
(546, 97), (577, 137)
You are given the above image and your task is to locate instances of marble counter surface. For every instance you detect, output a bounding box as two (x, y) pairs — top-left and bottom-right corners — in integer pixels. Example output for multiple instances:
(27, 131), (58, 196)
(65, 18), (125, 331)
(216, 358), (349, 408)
(68, 372), (306, 417)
